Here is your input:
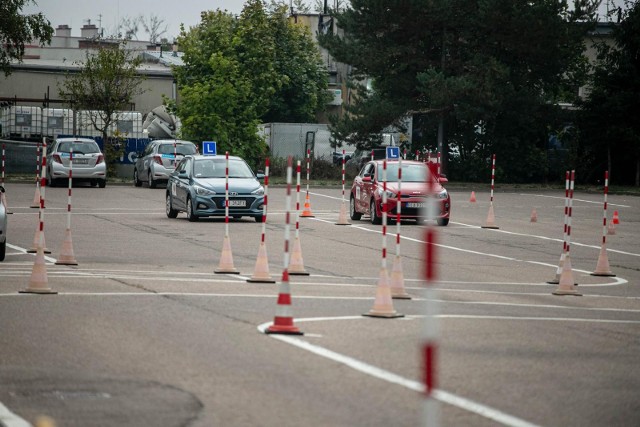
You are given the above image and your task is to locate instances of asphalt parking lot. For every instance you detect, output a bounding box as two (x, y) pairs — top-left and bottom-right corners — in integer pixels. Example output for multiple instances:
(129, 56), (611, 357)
(1, 181), (639, 427)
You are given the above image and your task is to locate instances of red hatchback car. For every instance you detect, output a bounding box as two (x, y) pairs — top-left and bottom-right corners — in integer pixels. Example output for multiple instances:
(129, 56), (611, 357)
(349, 159), (451, 225)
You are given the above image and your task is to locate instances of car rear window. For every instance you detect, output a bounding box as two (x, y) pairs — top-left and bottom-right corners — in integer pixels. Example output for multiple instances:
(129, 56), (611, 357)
(158, 143), (196, 156)
(57, 141), (100, 154)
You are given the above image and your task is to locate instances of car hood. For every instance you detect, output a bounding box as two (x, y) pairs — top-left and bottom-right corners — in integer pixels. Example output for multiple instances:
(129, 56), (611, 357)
(192, 177), (261, 194)
(381, 181), (445, 195)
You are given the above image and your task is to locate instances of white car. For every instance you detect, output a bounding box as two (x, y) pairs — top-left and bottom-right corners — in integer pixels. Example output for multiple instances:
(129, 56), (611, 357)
(46, 137), (107, 187)
(0, 185), (7, 261)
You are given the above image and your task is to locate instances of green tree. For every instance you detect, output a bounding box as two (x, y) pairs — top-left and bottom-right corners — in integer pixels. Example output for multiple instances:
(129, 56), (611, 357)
(577, 0), (640, 186)
(173, 0), (329, 166)
(0, 0), (53, 76)
(319, 0), (599, 182)
(58, 41), (146, 176)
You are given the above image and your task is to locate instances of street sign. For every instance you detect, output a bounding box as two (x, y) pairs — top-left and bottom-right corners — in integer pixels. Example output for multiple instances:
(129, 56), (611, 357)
(386, 146), (399, 159)
(202, 141), (217, 156)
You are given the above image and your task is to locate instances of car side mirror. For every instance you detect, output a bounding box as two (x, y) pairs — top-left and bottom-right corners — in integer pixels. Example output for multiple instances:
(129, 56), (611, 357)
(256, 173), (265, 181)
(178, 171), (188, 179)
(0, 185), (4, 193)
(439, 176), (448, 184)
(362, 176), (372, 182)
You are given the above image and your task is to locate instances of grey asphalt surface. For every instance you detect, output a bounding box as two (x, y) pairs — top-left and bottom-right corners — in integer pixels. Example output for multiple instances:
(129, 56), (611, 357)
(0, 180), (639, 427)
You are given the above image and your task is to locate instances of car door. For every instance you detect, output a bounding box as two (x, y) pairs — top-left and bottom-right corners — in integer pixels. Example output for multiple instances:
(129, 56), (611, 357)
(139, 142), (155, 181)
(171, 157), (191, 210)
(358, 162), (375, 212)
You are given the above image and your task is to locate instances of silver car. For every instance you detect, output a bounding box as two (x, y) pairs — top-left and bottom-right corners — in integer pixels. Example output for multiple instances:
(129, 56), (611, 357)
(46, 137), (107, 187)
(0, 185), (7, 261)
(133, 140), (198, 188)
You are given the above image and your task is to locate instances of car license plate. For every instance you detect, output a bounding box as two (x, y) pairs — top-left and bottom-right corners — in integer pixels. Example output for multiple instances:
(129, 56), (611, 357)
(73, 159), (88, 164)
(228, 200), (246, 207)
(406, 202), (426, 208)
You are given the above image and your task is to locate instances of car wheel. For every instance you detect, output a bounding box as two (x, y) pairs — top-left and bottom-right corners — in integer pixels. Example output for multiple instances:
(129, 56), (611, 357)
(350, 195), (362, 220)
(437, 217), (449, 226)
(133, 169), (142, 187)
(148, 172), (157, 189)
(98, 179), (106, 188)
(166, 193), (178, 218)
(254, 215), (263, 223)
(186, 197), (198, 222)
(90, 180), (98, 187)
(370, 198), (381, 225)
(0, 239), (5, 261)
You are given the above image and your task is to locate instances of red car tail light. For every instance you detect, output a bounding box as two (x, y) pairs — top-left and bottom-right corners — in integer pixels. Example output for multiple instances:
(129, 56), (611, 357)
(153, 155), (163, 165)
(52, 154), (63, 164)
(95, 154), (104, 164)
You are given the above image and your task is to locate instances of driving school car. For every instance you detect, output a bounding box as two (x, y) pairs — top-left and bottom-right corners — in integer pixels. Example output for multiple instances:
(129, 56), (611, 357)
(165, 155), (265, 222)
(349, 159), (451, 225)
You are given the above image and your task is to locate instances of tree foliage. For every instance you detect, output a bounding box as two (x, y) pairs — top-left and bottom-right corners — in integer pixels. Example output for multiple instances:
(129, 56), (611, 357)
(58, 42), (146, 174)
(0, 0), (53, 76)
(319, 0), (599, 182)
(577, 0), (640, 186)
(173, 0), (328, 167)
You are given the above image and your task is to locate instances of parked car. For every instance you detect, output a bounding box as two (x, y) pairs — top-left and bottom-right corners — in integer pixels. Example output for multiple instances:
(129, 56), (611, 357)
(345, 147), (388, 176)
(349, 159), (451, 226)
(0, 185), (7, 261)
(332, 150), (354, 166)
(165, 155), (265, 222)
(133, 139), (198, 188)
(46, 137), (107, 188)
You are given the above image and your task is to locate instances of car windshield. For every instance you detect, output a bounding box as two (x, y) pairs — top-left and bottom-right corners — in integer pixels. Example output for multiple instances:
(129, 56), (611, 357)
(384, 163), (431, 182)
(57, 141), (100, 154)
(193, 158), (254, 179)
(158, 143), (196, 156)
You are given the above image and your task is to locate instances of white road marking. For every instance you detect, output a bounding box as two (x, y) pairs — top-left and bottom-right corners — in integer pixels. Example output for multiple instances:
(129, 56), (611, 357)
(0, 401), (31, 427)
(522, 193), (630, 208)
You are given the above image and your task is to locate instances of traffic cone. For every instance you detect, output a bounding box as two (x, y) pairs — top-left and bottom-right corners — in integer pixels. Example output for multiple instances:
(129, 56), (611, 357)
(300, 192), (314, 218)
(390, 255), (411, 299)
(30, 185), (41, 208)
(363, 267), (404, 318)
(612, 210), (620, 225)
(55, 228), (78, 266)
(481, 204), (499, 229)
(265, 270), (303, 335)
(607, 221), (616, 235)
(288, 236), (309, 275)
(214, 235), (240, 274)
(336, 200), (350, 225)
(530, 208), (538, 223)
(552, 254), (581, 296)
(547, 251), (564, 284)
(20, 246), (57, 294)
(469, 191), (476, 203)
(591, 243), (615, 277)
(247, 241), (276, 283)
(28, 222), (50, 254)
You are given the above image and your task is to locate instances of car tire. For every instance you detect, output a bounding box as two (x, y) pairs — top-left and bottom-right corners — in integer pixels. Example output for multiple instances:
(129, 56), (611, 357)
(98, 179), (106, 188)
(437, 217), (449, 226)
(254, 215), (263, 223)
(350, 195), (362, 220)
(166, 193), (178, 218)
(90, 180), (98, 187)
(133, 169), (142, 187)
(186, 197), (198, 222)
(148, 172), (157, 189)
(370, 198), (381, 225)
(0, 239), (5, 262)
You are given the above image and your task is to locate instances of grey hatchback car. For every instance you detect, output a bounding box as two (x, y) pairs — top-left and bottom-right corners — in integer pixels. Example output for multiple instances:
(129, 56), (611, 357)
(165, 155), (265, 222)
(133, 139), (198, 188)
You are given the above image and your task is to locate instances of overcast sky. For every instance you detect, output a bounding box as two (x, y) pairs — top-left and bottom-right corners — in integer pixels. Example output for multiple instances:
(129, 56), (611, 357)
(24, 0), (250, 41)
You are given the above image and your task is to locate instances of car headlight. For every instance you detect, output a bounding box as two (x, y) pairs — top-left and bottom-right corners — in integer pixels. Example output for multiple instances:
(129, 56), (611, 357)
(438, 189), (448, 199)
(195, 185), (216, 196)
(251, 186), (264, 195)
(377, 188), (396, 199)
